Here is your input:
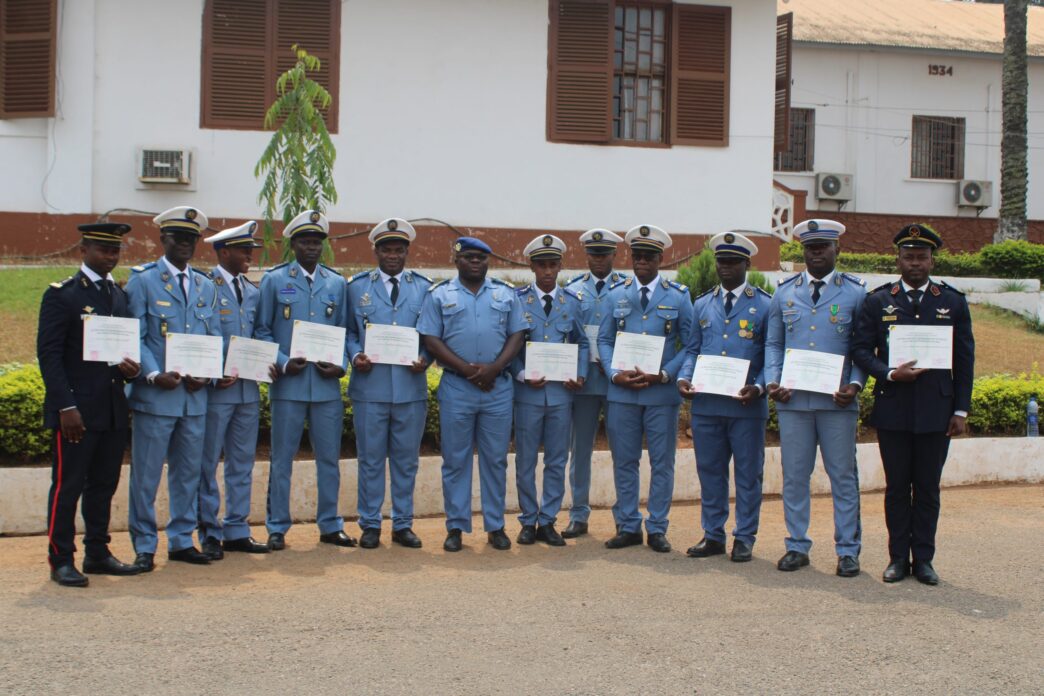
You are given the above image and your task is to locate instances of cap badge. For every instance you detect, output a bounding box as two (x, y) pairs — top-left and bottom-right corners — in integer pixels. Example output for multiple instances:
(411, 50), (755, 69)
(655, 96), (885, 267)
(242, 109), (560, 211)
(640, 226), (650, 237)
(388, 219), (398, 231)
(592, 231), (603, 241)
(186, 209), (197, 220)
(542, 235), (553, 247)
(724, 233), (735, 244)
(807, 221), (818, 231)
(453, 242), (462, 252)
(310, 211), (321, 223)
(910, 226), (921, 237)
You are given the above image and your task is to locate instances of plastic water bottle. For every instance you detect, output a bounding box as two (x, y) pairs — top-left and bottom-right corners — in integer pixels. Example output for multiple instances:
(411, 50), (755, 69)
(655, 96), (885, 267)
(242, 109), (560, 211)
(1029, 396), (1039, 437)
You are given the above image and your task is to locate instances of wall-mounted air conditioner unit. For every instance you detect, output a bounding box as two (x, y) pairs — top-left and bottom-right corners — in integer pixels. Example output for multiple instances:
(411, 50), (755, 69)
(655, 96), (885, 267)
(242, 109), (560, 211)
(138, 148), (192, 185)
(957, 179), (992, 208)
(816, 172), (853, 202)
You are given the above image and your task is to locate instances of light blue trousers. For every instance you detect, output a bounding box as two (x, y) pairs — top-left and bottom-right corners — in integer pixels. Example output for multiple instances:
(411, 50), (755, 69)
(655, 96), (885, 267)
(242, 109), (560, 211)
(606, 402), (679, 535)
(567, 393), (608, 523)
(354, 399), (426, 531)
(198, 401), (260, 542)
(514, 402), (572, 527)
(691, 414), (766, 545)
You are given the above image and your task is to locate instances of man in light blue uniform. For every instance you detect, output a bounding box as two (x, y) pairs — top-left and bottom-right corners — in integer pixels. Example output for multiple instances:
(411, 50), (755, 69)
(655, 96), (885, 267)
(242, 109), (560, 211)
(598, 225), (693, 553)
(254, 210), (355, 551)
(126, 206), (221, 570)
(512, 234), (589, 547)
(347, 218), (431, 550)
(197, 221), (272, 558)
(417, 237), (527, 552)
(678, 232), (771, 563)
(765, 219), (867, 577)
(562, 228), (627, 539)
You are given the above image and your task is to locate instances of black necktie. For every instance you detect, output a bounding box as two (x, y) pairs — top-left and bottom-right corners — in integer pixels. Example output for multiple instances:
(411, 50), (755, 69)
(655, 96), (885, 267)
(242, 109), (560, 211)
(177, 272), (188, 302)
(595, 279), (605, 295)
(908, 289), (922, 313)
(543, 293), (553, 316)
(724, 291), (735, 315)
(811, 280), (824, 305)
(306, 275), (313, 290)
(96, 279), (111, 299)
(390, 277), (399, 305)
(233, 276), (243, 305)
(640, 287), (649, 311)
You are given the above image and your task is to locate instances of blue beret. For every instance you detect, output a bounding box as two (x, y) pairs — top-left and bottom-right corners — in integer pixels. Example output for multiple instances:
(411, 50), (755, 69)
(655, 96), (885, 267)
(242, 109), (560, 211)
(453, 237), (492, 254)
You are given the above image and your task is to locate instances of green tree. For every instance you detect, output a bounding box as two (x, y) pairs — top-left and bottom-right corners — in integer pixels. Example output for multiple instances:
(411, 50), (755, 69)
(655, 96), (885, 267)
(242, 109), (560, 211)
(255, 46), (338, 262)
(997, 0), (1029, 242)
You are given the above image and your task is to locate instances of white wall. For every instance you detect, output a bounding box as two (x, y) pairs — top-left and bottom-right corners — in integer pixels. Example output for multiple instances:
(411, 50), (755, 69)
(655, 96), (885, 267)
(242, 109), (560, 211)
(775, 44), (1044, 219)
(0, 0), (778, 236)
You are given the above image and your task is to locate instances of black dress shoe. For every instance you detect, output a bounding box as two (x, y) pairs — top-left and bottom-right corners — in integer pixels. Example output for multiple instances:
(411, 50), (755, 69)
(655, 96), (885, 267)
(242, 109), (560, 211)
(168, 547), (212, 565)
(133, 552), (155, 573)
(777, 550), (810, 572)
(359, 528), (381, 549)
(201, 537), (224, 561)
(82, 555), (142, 576)
(487, 528), (512, 550)
(319, 530), (358, 548)
(391, 528), (423, 548)
(686, 537), (727, 558)
(536, 523), (566, 546)
(267, 533), (286, 551)
(883, 559), (910, 583)
(836, 555), (860, 577)
(647, 533), (672, 553)
(516, 525), (537, 545)
(605, 530), (643, 549)
(730, 540), (754, 563)
(913, 560), (939, 585)
(223, 537), (270, 554)
(561, 521), (588, 539)
(443, 529), (463, 553)
(50, 564), (88, 587)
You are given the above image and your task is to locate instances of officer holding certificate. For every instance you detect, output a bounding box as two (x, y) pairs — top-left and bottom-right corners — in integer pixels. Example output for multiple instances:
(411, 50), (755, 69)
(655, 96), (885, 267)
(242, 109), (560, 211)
(597, 224), (692, 553)
(37, 222), (142, 586)
(126, 206), (221, 570)
(851, 224), (974, 585)
(346, 218), (431, 550)
(196, 221), (272, 558)
(512, 234), (588, 547)
(562, 228), (627, 539)
(254, 210), (354, 551)
(677, 232), (770, 563)
(764, 219), (867, 578)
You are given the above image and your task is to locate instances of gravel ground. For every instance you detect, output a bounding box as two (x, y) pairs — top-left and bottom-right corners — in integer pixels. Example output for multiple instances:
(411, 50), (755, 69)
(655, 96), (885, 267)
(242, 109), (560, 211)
(1, 485), (1041, 695)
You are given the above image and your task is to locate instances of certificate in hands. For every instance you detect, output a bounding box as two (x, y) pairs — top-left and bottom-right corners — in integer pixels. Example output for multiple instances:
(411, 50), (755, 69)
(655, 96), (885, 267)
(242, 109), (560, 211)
(289, 320), (346, 364)
(780, 348), (845, 395)
(888, 325), (953, 370)
(584, 325), (600, 362)
(82, 315), (140, 363)
(224, 335), (279, 383)
(165, 333), (223, 379)
(365, 324), (420, 366)
(610, 332), (665, 374)
(689, 355), (750, 397)
(525, 342), (578, 382)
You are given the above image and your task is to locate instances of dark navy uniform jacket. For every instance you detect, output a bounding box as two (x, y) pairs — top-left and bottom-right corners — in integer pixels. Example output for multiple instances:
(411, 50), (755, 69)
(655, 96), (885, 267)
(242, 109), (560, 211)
(852, 279), (974, 434)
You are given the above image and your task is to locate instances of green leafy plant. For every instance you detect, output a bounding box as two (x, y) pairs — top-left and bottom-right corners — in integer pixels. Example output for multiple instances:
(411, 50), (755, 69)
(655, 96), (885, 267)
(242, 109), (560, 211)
(255, 46), (337, 264)
(999, 279), (1029, 292)
(980, 240), (1044, 281)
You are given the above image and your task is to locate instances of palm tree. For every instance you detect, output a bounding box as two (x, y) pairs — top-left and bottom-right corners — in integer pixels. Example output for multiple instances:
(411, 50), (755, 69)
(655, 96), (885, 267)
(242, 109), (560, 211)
(996, 0), (1029, 242)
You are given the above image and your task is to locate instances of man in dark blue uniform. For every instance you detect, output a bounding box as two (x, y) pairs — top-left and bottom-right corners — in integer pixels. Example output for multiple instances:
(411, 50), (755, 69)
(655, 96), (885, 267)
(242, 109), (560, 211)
(852, 224), (974, 585)
(37, 222), (142, 586)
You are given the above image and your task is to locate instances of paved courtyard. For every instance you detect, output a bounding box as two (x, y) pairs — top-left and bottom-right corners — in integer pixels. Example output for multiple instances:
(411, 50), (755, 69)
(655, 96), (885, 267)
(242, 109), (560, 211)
(1, 485), (1041, 694)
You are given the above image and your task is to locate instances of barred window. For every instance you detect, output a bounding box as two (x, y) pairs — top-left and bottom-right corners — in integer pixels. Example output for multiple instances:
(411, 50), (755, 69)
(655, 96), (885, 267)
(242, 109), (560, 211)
(774, 107), (814, 172)
(911, 115), (964, 179)
(613, 3), (668, 143)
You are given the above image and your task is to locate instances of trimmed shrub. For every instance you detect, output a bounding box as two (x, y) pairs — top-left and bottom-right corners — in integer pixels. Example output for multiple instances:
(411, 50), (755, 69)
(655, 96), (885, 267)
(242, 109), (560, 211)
(677, 248), (774, 299)
(0, 363), (50, 459)
(979, 240), (1044, 281)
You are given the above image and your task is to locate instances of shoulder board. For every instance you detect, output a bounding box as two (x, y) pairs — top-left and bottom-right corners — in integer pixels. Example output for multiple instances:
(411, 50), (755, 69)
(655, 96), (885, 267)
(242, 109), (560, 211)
(842, 272), (866, 286)
(427, 279), (450, 293)
(756, 287), (773, 297)
(777, 273), (801, 287)
(565, 274), (586, 285)
(268, 261), (289, 272)
(562, 286), (581, 301)
(870, 281), (893, 294)
(938, 280), (965, 295)
(491, 277), (513, 288)
(409, 270), (433, 284)
(609, 279), (628, 290)
(669, 280), (687, 292)
(515, 285), (533, 296)
(241, 276), (257, 288)
(320, 264), (342, 276)
(49, 276), (75, 289)
(191, 267), (209, 277)
(349, 270), (369, 282)
(206, 270), (216, 280)
(695, 287), (714, 300)
(130, 262), (156, 273)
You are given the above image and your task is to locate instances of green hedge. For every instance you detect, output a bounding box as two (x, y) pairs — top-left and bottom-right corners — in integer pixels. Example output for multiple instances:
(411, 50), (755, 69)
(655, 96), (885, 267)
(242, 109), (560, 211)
(676, 248), (775, 299)
(780, 239), (1042, 280)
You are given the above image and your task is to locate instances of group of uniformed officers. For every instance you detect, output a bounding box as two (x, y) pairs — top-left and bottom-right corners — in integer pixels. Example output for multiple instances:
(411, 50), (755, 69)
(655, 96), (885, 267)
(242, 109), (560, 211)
(38, 208), (974, 589)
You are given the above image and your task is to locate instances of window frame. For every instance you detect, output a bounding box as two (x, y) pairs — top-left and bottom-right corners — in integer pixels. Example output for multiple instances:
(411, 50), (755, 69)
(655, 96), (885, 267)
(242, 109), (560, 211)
(910, 114), (965, 180)
(774, 107), (814, 173)
(609, 0), (672, 149)
(0, 0), (57, 119)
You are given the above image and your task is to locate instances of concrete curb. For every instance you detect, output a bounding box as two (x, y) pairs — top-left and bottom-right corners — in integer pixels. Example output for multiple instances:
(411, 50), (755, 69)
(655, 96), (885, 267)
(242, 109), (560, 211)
(1, 437), (1041, 536)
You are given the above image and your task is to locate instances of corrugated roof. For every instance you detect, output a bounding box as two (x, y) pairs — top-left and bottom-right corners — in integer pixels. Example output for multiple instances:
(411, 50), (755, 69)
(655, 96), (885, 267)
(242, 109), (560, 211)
(778, 0), (1044, 57)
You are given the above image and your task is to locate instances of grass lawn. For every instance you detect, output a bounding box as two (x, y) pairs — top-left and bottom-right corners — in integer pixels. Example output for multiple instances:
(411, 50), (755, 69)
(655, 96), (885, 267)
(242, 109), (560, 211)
(2, 266), (1042, 375)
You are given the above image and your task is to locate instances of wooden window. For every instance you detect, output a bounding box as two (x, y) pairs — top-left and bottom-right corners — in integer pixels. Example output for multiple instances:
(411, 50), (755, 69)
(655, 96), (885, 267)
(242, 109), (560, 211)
(773, 12), (792, 153)
(548, 0), (730, 147)
(0, 0), (57, 119)
(201, 0), (340, 132)
(775, 107), (813, 172)
(911, 115), (965, 179)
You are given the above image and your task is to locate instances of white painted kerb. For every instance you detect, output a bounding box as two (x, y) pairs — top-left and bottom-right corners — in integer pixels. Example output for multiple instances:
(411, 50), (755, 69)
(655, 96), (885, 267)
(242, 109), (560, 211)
(1, 438), (1040, 536)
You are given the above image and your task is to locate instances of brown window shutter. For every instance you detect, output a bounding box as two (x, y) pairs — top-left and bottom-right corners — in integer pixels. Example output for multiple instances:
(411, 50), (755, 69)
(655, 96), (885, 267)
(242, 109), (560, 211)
(547, 0), (612, 143)
(0, 0), (57, 118)
(273, 0), (340, 133)
(201, 0), (271, 129)
(669, 3), (730, 147)
(773, 12), (793, 153)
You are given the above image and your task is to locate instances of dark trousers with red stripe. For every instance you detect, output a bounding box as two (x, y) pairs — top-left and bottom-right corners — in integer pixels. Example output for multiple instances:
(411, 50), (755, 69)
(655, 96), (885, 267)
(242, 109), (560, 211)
(877, 429), (950, 564)
(47, 428), (128, 568)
